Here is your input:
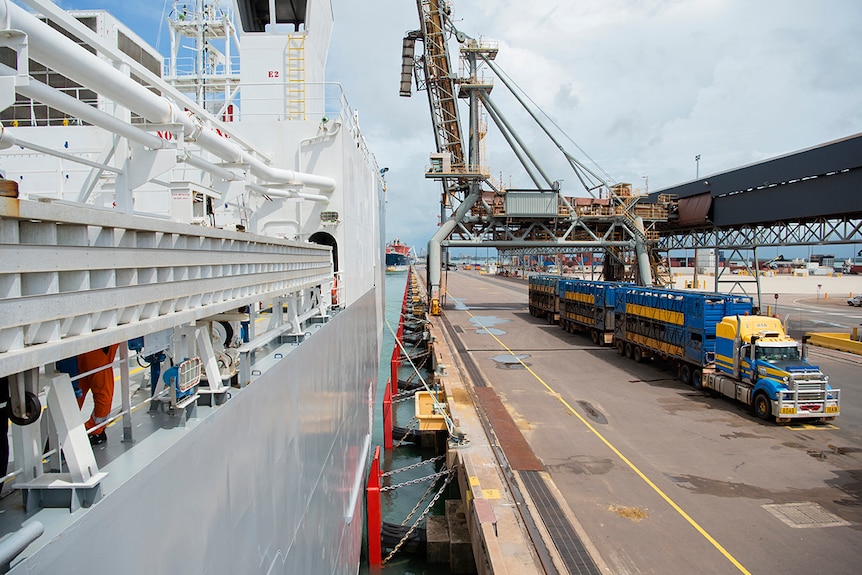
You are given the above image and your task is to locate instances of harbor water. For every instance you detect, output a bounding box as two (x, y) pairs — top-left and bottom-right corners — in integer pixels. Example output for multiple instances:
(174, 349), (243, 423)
(360, 271), (452, 574)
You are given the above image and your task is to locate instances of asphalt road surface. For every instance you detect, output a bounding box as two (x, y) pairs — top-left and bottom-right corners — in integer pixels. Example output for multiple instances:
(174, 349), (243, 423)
(439, 270), (862, 575)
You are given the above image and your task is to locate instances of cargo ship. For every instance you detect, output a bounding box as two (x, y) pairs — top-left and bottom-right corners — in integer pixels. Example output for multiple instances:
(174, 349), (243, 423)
(386, 239), (413, 272)
(0, 1), (384, 573)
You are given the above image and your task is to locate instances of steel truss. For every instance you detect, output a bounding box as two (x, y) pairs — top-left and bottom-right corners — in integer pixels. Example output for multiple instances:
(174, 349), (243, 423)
(659, 216), (862, 250)
(445, 213), (643, 247)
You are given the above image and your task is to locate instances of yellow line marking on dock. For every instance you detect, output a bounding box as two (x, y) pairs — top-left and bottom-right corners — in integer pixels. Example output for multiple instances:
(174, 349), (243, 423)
(461, 307), (753, 575)
(786, 423), (839, 431)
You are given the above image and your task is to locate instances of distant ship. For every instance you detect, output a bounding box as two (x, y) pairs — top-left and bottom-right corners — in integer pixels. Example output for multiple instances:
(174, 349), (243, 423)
(0, 1), (384, 573)
(386, 239), (413, 272)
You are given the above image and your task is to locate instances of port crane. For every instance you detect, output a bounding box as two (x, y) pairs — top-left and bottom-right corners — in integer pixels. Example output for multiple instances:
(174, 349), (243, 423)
(402, 1), (676, 313)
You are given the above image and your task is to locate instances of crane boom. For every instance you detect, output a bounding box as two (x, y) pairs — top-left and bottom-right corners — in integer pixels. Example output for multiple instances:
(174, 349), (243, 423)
(415, 0), (465, 171)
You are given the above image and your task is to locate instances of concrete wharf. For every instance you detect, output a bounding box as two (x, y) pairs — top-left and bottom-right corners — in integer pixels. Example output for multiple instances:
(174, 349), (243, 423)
(427, 269), (862, 575)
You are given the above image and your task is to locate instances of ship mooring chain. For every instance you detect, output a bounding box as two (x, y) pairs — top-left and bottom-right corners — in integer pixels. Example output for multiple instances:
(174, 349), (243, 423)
(392, 393), (417, 404)
(382, 467), (456, 565)
(380, 468), (451, 491)
(393, 417), (419, 449)
(380, 468), (452, 492)
(400, 466), (448, 527)
(399, 350), (429, 362)
(380, 454), (445, 478)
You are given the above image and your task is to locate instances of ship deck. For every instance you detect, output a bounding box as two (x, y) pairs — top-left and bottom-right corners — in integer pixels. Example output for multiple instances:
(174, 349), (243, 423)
(0, 327), (311, 562)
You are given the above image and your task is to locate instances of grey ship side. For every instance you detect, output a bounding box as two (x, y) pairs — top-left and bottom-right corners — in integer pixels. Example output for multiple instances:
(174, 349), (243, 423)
(0, 1), (384, 573)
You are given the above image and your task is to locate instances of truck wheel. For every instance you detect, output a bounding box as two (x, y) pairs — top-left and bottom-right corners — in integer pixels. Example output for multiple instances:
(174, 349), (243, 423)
(633, 346), (644, 363)
(616, 340), (625, 355)
(753, 392), (772, 421)
(590, 330), (599, 345)
(624, 342), (634, 359)
(679, 364), (692, 385)
(692, 369), (703, 389)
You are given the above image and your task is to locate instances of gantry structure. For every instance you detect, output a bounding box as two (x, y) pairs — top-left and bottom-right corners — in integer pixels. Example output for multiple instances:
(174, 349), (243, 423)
(403, 2), (862, 313)
(403, 1), (676, 312)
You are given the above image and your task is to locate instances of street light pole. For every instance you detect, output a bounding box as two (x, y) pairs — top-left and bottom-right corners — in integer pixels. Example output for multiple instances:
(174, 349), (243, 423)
(695, 154), (701, 178)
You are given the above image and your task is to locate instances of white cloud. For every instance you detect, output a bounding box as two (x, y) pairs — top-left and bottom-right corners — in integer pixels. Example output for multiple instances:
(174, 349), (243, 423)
(62, 0), (862, 255)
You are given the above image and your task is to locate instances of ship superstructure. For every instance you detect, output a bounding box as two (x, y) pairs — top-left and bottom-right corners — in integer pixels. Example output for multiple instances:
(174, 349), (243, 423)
(385, 239), (413, 272)
(0, 1), (384, 573)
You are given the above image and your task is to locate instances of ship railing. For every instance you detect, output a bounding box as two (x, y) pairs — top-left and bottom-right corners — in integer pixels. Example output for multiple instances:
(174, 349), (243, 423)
(1, 350), (153, 472)
(157, 80), (380, 169)
(163, 82), (355, 124)
(163, 55), (242, 79)
(0, 348), (154, 494)
(1, 278), (336, 504)
(0, 88), (98, 127)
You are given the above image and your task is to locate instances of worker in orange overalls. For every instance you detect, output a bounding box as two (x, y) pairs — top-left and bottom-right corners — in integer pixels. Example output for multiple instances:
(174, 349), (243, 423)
(77, 344), (120, 445)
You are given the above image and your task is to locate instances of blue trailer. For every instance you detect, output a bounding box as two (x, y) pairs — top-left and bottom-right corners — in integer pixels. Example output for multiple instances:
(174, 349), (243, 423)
(612, 286), (753, 387)
(557, 278), (622, 345)
(528, 275), (560, 323)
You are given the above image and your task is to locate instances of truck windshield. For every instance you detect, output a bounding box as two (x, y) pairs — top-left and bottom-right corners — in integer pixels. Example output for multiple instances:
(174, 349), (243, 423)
(755, 346), (800, 361)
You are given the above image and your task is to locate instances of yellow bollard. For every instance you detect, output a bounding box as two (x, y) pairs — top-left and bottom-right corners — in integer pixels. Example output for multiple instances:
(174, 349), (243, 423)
(825, 293), (828, 300)
(853, 327), (858, 341)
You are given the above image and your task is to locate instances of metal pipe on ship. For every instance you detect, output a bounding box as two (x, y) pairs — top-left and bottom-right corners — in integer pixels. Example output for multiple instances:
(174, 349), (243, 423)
(0, 0), (335, 194)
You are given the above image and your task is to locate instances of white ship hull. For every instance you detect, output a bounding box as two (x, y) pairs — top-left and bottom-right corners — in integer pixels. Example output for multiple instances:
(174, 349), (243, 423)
(7, 293), (378, 574)
(0, 1), (384, 573)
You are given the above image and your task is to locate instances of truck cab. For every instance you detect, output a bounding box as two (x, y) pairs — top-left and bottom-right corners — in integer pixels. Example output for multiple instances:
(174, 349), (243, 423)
(712, 316), (839, 421)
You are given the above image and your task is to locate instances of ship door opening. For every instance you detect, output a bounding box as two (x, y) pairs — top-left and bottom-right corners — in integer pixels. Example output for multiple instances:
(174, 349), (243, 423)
(236, 0), (308, 33)
(309, 231), (338, 273)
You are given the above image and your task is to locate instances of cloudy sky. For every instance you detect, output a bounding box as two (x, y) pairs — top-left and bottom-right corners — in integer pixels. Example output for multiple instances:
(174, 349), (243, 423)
(57, 0), (862, 256)
(327, 0), (862, 255)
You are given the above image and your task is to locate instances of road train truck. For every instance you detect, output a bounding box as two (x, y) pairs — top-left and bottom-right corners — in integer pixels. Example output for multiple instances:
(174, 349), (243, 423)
(705, 315), (840, 422)
(613, 286), (839, 422)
